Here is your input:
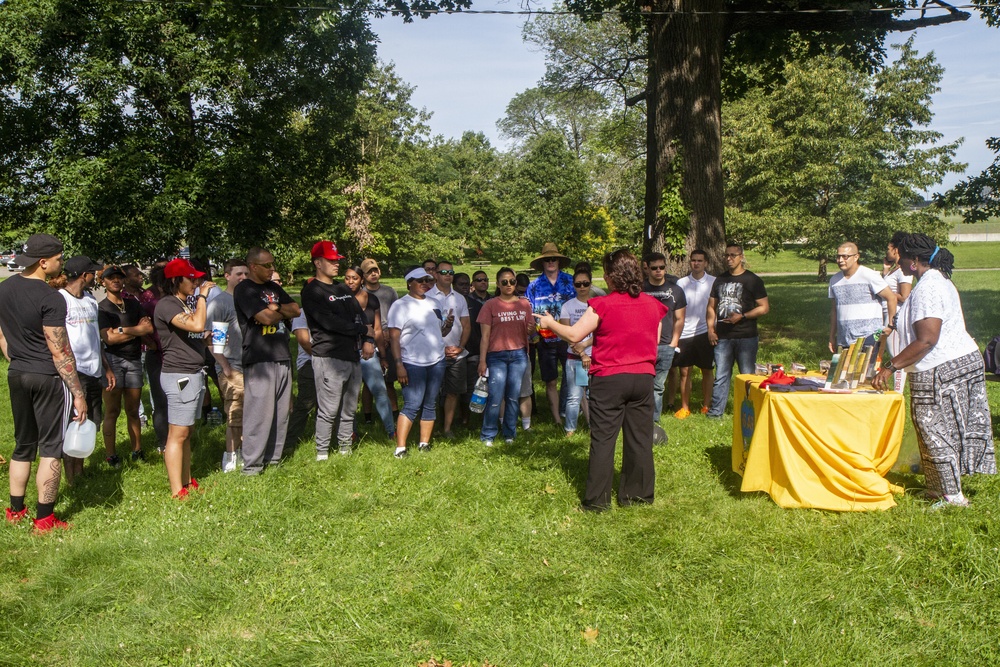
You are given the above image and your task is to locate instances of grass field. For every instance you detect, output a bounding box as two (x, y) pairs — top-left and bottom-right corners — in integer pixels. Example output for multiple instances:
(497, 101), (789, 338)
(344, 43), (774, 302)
(1, 274), (1000, 665)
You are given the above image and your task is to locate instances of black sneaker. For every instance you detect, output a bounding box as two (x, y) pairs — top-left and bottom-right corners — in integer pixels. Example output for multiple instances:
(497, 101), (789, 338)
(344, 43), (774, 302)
(131, 450), (145, 462)
(106, 454), (122, 469)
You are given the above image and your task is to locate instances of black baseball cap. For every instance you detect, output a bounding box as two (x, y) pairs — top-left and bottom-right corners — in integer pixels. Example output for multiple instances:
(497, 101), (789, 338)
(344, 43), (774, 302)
(64, 256), (104, 277)
(14, 234), (63, 267)
(101, 266), (127, 279)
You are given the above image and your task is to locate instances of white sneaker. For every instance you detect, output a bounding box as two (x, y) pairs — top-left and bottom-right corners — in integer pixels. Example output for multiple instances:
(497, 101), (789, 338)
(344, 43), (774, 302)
(483, 440), (494, 447)
(504, 438), (514, 445)
(222, 451), (236, 473)
(316, 452), (329, 462)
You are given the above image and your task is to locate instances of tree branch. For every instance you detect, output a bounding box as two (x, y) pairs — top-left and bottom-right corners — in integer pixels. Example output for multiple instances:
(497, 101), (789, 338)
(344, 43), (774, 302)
(625, 90), (647, 107)
(727, 2), (970, 36)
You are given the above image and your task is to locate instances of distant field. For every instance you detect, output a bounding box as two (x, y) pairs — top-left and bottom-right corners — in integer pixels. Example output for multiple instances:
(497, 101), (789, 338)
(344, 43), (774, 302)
(943, 213), (1000, 234)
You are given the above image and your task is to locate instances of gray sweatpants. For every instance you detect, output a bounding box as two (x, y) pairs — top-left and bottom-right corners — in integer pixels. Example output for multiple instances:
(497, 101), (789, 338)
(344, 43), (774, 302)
(241, 361), (292, 476)
(312, 356), (362, 453)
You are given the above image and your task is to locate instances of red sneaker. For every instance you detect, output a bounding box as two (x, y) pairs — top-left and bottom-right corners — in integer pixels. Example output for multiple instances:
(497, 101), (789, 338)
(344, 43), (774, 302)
(6, 507), (29, 524)
(172, 487), (189, 500)
(186, 478), (200, 491)
(32, 514), (70, 533)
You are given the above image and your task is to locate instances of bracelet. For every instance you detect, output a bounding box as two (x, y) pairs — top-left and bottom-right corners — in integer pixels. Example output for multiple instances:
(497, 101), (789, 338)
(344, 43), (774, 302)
(196, 294), (207, 300)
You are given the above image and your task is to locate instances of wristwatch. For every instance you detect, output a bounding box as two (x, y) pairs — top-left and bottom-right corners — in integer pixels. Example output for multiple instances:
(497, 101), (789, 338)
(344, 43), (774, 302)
(881, 358), (898, 372)
(117, 326), (124, 334)
(674, 346), (681, 354)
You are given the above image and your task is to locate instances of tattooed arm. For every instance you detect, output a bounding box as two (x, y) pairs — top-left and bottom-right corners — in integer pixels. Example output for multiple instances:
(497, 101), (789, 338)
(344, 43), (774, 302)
(44, 325), (88, 424)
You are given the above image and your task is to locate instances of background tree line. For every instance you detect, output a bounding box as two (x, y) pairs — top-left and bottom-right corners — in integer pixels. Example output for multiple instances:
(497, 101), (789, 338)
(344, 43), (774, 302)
(1, 0), (996, 276)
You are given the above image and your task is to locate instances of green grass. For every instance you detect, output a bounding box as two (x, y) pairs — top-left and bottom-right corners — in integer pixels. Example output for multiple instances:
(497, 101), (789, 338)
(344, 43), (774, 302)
(2, 273), (1000, 665)
(942, 213), (1000, 234)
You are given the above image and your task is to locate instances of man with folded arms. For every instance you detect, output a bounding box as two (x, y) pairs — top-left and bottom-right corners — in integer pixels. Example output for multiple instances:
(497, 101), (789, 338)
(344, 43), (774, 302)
(233, 247), (300, 476)
(0, 234), (87, 533)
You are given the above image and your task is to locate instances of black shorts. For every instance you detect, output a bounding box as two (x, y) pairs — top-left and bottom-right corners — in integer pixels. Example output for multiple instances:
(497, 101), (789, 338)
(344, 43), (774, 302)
(441, 356), (469, 395)
(676, 332), (714, 369)
(8, 370), (70, 461)
(536, 340), (568, 383)
(80, 373), (105, 427)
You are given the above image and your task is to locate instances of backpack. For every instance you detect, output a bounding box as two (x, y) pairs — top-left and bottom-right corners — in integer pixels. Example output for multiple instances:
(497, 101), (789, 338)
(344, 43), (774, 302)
(984, 336), (1000, 375)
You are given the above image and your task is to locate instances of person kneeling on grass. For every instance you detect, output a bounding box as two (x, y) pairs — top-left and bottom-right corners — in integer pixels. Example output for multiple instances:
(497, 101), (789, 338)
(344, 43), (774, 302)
(153, 259), (213, 498)
(386, 268), (454, 458)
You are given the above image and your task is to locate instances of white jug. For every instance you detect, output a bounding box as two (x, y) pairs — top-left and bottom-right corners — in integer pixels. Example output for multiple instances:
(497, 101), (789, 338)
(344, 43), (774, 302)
(64, 420), (97, 458)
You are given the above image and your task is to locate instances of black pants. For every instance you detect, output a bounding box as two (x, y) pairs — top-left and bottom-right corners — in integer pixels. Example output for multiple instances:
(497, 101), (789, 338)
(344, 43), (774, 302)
(287, 361), (317, 445)
(80, 373), (104, 428)
(584, 373), (655, 509)
(144, 352), (169, 447)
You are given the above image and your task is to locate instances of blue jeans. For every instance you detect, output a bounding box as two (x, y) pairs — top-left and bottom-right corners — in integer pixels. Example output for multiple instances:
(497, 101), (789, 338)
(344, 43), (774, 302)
(400, 360), (446, 422)
(481, 349), (529, 442)
(708, 337), (759, 417)
(360, 353), (395, 435)
(564, 358), (588, 432)
(652, 344), (676, 420)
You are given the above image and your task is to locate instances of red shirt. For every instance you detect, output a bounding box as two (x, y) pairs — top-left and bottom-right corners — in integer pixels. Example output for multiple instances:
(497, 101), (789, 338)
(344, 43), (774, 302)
(477, 297), (534, 353)
(588, 292), (668, 377)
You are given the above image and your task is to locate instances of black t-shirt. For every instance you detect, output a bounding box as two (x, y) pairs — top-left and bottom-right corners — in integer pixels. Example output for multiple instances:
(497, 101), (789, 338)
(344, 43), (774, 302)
(643, 278), (688, 345)
(301, 279), (367, 362)
(154, 295), (208, 373)
(711, 270), (768, 339)
(361, 293), (380, 328)
(233, 279), (295, 366)
(98, 297), (145, 361)
(0, 274), (67, 375)
(465, 295), (483, 356)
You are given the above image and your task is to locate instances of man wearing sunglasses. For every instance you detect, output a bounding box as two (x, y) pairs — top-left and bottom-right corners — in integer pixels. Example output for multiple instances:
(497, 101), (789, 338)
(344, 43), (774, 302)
(469, 271), (491, 304)
(527, 243), (576, 428)
(427, 260), (471, 438)
(641, 252), (687, 422)
(706, 243), (769, 418)
(828, 242), (897, 354)
(233, 246), (300, 475)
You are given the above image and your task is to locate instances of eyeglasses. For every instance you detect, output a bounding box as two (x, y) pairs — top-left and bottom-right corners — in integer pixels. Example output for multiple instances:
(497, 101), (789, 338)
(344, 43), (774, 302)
(437, 269), (455, 275)
(724, 253), (742, 259)
(648, 265), (666, 271)
(473, 277), (488, 283)
(574, 281), (591, 288)
(499, 279), (517, 287)
(835, 254), (858, 260)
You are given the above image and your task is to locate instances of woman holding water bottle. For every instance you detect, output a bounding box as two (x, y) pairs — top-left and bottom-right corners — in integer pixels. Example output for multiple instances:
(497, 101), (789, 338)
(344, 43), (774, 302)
(476, 268), (535, 447)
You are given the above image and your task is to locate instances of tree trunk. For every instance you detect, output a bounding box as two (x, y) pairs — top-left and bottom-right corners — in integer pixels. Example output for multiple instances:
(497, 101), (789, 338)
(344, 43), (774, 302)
(817, 257), (828, 282)
(644, 0), (727, 275)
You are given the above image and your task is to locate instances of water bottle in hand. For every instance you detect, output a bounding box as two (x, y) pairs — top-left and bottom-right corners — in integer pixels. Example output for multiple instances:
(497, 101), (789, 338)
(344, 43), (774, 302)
(469, 373), (489, 414)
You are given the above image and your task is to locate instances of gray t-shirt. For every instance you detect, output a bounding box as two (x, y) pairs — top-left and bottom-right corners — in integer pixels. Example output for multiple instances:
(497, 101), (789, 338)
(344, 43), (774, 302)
(206, 288), (243, 372)
(365, 284), (398, 327)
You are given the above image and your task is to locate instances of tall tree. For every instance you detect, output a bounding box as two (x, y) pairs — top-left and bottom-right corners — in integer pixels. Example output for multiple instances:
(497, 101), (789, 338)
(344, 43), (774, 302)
(0, 0), (375, 261)
(559, 0), (991, 271)
(937, 137), (1000, 222)
(724, 41), (962, 277)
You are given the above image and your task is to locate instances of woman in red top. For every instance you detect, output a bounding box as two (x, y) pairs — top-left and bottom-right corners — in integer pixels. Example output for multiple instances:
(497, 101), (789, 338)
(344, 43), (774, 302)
(537, 249), (667, 511)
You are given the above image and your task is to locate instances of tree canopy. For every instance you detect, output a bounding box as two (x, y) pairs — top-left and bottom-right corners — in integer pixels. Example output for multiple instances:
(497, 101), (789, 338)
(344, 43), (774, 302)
(0, 0), (376, 262)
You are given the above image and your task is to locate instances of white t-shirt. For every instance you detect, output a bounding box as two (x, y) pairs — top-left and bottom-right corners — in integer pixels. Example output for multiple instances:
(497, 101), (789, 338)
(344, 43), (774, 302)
(427, 285), (470, 360)
(559, 297), (593, 356)
(677, 273), (716, 338)
(290, 311), (312, 371)
(60, 289), (103, 378)
(828, 265), (889, 347)
(896, 269), (979, 373)
(386, 295), (446, 367)
(882, 267), (912, 323)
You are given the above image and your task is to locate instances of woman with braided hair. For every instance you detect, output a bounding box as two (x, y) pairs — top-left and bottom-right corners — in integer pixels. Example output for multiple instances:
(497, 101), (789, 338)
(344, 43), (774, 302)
(873, 233), (995, 508)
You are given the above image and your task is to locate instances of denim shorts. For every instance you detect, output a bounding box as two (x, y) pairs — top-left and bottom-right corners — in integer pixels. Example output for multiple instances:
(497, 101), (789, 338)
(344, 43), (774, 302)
(109, 355), (145, 389)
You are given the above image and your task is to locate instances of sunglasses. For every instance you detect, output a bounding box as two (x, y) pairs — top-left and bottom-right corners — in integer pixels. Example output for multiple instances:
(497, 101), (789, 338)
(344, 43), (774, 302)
(648, 265), (666, 271)
(574, 281), (591, 288)
(473, 277), (488, 282)
(437, 269), (455, 275)
(499, 279), (517, 287)
(417, 277), (435, 284)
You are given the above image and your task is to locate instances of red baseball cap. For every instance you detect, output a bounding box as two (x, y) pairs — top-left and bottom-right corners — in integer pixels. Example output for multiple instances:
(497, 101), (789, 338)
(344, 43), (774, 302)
(164, 258), (206, 280)
(311, 240), (345, 261)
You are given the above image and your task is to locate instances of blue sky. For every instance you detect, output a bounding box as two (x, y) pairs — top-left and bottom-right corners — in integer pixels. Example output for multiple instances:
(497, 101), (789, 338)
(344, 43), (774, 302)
(373, 4), (998, 193)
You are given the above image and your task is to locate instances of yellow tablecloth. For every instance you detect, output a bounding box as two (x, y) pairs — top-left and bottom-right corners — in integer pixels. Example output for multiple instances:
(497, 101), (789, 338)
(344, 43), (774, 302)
(731, 374), (905, 511)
